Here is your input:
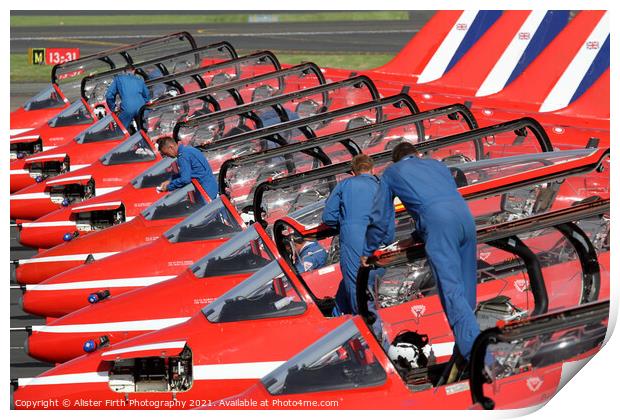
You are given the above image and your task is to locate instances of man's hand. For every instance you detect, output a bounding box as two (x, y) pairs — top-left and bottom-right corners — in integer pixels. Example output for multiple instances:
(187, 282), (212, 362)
(159, 180), (170, 192)
(360, 255), (370, 268)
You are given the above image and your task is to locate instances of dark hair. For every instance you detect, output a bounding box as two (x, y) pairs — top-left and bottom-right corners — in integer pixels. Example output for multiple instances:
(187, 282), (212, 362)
(127, 64), (136, 71)
(156, 136), (175, 150)
(391, 142), (419, 162)
(351, 154), (374, 174)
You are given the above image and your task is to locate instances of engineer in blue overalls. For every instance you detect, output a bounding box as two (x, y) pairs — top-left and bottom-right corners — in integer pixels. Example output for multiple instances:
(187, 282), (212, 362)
(322, 154), (380, 316)
(105, 65), (150, 130)
(361, 142), (480, 361)
(156, 137), (218, 200)
(292, 236), (327, 273)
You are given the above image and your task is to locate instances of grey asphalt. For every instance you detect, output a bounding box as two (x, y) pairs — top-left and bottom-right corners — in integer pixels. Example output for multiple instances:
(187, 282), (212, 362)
(10, 226), (49, 407)
(11, 13), (433, 55)
(9, 12), (432, 405)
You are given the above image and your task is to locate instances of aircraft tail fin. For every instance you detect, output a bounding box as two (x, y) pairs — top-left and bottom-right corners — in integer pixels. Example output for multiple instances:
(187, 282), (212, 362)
(374, 11), (502, 82)
(423, 11), (569, 96)
(486, 11), (609, 112)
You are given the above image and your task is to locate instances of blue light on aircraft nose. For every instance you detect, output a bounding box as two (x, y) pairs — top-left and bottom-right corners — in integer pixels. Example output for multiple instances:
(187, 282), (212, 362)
(63, 232), (73, 242)
(88, 290), (111, 304)
(61, 198), (70, 207)
(35, 175), (43, 183)
(17, 152), (25, 159)
(83, 340), (97, 353)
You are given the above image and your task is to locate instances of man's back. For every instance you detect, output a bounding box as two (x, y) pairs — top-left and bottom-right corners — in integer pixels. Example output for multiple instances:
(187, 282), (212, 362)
(329, 174), (379, 227)
(106, 74), (149, 113)
(170, 144), (218, 198)
(383, 156), (464, 213)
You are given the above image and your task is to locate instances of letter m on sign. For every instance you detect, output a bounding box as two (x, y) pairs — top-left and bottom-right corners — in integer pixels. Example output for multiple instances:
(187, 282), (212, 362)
(29, 48), (46, 65)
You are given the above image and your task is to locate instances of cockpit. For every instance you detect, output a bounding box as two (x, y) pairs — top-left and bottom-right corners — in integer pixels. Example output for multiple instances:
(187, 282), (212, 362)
(75, 114), (125, 144)
(163, 197), (242, 243)
(189, 224), (274, 278)
(141, 182), (208, 221)
(99, 132), (156, 166)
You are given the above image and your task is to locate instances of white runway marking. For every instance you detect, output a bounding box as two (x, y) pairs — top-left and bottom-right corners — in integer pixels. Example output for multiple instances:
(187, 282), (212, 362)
(11, 29), (417, 42)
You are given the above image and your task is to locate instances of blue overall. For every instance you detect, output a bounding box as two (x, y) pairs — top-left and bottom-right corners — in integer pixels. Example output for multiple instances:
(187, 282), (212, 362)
(105, 73), (150, 129)
(364, 155), (480, 360)
(294, 241), (328, 273)
(168, 144), (218, 199)
(323, 174), (380, 315)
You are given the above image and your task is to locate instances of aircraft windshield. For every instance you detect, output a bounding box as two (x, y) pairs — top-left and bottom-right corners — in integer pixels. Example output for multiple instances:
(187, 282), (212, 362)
(484, 313), (606, 383)
(99, 132), (156, 165)
(74, 114), (124, 144)
(48, 100), (94, 128)
(23, 85), (66, 111)
(224, 149), (340, 211)
(83, 45), (234, 106)
(164, 197), (241, 243)
(130, 157), (177, 189)
(287, 199), (329, 229)
(275, 149), (602, 231)
(190, 225), (274, 278)
(175, 80), (377, 147)
(203, 260), (306, 323)
(54, 33), (197, 101)
(198, 95), (419, 176)
(262, 320), (386, 395)
(200, 105), (388, 172)
(142, 183), (207, 221)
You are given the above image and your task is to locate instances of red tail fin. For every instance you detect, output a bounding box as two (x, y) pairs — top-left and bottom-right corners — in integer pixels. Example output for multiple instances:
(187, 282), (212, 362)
(422, 11), (533, 95)
(552, 68), (609, 124)
(484, 11), (608, 111)
(373, 11), (464, 78)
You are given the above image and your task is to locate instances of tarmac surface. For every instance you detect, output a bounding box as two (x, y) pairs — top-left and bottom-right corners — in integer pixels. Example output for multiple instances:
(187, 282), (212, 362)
(10, 13), (433, 55)
(8, 12), (432, 405)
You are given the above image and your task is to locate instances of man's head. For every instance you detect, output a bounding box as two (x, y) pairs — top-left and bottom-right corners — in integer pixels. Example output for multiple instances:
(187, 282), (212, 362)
(391, 142), (419, 163)
(156, 137), (179, 158)
(126, 64), (137, 74)
(351, 153), (374, 176)
(292, 234), (307, 253)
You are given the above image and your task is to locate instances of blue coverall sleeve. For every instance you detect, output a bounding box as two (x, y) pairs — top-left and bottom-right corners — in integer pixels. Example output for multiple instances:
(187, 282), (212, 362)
(141, 81), (150, 103)
(322, 183), (343, 228)
(105, 78), (118, 111)
(363, 174), (396, 256)
(167, 153), (192, 191)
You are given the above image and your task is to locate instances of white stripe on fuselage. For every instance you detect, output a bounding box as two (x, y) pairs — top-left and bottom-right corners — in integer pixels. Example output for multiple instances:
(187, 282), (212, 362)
(25, 275), (175, 291)
(30, 317), (191, 333)
(475, 10), (548, 96)
(47, 175), (92, 185)
(73, 201), (122, 211)
(25, 153), (67, 163)
(18, 252), (117, 265)
(101, 340), (187, 357)
(193, 361), (286, 380)
(96, 187), (122, 196)
(539, 12), (609, 112)
(10, 128), (34, 136)
(417, 10), (480, 84)
(10, 135), (39, 142)
(17, 361), (284, 387)
(18, 372), (108, 387)
(10, 192), (49, 200)
(20, 221), (76, 228)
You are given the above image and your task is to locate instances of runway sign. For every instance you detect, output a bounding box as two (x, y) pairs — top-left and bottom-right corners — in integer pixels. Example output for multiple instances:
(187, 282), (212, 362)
(28, 48), (80, 65)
